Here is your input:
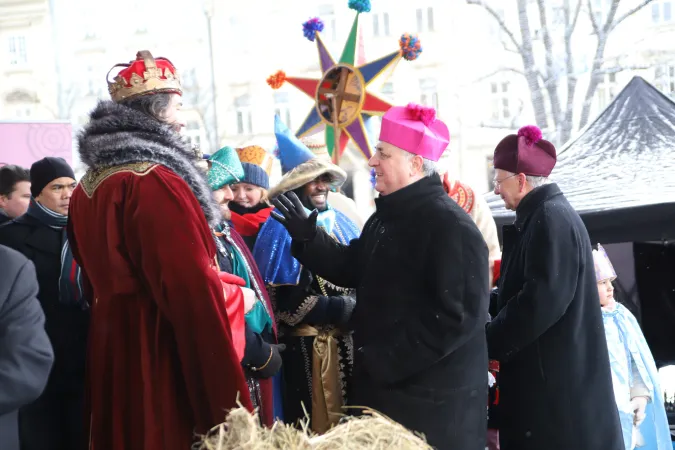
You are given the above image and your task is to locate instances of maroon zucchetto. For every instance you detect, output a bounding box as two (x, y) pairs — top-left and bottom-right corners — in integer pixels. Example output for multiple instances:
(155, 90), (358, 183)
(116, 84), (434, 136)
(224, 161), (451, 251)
(493, 125), (557, 177)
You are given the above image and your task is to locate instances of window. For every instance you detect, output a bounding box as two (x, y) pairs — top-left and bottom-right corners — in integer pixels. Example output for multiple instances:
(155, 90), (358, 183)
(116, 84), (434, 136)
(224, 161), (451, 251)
(651, 1), (673, 23)
(552, 6), (566, 25)
(380, 81), (395, 100)
(487, 156), (496, 192)
(14, 105), (33, 117)
(596, 74), (618, 110)
(235, 94), (253, 135)
(655, 63), (675, 94)
(87, 66), (96, 96)
(419, 78), (439, 112)
(490, 81), (511, 121)
(273, 91), (292, 130)
(8, 36), (27, 65)
(372, 13), (390, 37)
(416, 7), (434, 32)
(319, 4), (338, 41)
(184, 120), (203, 149)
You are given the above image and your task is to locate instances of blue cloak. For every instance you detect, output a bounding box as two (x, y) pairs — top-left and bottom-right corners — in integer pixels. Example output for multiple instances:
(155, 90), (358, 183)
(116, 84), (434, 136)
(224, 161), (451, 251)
(602, 303), (671, 450)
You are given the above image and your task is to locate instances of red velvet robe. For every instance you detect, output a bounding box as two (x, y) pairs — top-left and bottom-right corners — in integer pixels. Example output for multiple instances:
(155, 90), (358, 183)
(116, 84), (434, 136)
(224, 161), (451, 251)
(68, 163), (253, 450)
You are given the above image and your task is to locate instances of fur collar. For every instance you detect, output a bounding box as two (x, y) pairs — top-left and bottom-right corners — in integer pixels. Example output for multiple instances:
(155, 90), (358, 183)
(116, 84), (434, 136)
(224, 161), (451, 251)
(78, 100), (221, 226)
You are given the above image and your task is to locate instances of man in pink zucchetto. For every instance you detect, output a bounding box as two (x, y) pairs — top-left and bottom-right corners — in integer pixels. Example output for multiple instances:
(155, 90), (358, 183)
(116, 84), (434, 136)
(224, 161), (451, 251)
(270, 103), (490, 449)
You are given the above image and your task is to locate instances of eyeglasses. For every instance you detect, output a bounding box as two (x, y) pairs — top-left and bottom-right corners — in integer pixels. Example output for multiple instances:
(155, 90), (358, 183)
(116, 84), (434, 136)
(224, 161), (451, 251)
(493, 174), (518, 187)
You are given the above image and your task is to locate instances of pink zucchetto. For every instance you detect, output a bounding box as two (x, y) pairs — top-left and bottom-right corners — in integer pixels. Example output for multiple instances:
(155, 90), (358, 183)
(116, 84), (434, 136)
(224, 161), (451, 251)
(378, 103), (450, 162)
(493, 125), (557, 177)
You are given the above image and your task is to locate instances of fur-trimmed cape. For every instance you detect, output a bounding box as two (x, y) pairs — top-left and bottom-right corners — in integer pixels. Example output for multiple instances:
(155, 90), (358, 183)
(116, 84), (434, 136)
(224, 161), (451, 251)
(77, 100), (221, 226)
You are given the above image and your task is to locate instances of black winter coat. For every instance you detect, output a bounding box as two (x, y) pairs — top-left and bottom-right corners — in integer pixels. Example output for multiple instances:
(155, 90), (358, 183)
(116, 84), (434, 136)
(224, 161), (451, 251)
(487, 183), (623, 450)
(293, 174), (489, 450)
(0, 215), (89, 395)
(0, 246), (54, 450)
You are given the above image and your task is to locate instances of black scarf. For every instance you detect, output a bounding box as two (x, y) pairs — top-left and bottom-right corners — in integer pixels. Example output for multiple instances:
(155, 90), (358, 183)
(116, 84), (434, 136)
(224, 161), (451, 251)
(25, 198), (87, 309)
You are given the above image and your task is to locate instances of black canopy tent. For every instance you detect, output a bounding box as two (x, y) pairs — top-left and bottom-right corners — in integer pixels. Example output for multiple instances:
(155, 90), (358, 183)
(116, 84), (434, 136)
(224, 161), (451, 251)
(485, 76), (675, 367)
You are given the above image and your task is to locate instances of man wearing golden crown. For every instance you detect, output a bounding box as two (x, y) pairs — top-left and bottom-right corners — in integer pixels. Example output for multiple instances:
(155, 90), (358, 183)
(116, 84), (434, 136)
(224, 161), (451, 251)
(67, 51), (253, 450)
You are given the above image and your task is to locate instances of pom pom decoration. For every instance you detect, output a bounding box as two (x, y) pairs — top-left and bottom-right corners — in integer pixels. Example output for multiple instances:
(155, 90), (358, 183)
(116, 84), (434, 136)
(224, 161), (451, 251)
(302, 17), (324, 41)
(406, 102), (436, 127)
(399, 33), (422, 61)
(266, 70), (287, 90)
(517, 125), (543, 146)
(348, 0), (371, 13)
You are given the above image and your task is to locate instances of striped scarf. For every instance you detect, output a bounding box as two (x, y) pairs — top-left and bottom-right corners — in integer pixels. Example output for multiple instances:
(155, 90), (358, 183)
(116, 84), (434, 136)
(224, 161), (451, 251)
(26, 198), (87, 309)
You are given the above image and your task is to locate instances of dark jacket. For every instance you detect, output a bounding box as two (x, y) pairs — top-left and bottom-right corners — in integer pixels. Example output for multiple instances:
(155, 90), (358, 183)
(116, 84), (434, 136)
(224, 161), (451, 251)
(0, 245), (54, 450)
(293, 174), (489, 450)
(0, 212), (10, 226)
(487, 183), (623, 450)
(0, 214), (90, 394)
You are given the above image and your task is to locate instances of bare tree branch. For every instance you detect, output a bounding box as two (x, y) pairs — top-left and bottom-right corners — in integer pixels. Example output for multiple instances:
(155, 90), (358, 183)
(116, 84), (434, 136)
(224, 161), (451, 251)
(536, 0), (563, 131)
(602, 0), (621, 33)
(567, 0), (583, 39)
(561, 0), (580, 145)
(500, 36), (521, 54)
(611, 0), (656, 31)
(587, 0), (601, 35)
(466, 0), (523, 53)
(516, 0), (549, 129)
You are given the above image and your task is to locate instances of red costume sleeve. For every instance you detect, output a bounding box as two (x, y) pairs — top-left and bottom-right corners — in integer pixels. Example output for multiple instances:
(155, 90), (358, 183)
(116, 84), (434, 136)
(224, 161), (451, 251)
(122, 166), (253, 430)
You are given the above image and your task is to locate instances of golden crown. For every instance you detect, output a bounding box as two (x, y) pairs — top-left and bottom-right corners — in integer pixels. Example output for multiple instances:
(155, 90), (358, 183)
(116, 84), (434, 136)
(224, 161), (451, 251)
(106, 50), (182, 103)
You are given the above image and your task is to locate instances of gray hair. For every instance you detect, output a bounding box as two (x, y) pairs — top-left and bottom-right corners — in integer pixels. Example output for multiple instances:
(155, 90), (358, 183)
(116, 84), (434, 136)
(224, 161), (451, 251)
(403, 150), (438, 177)
(525, 175), (551, 188)
(119, 93), (173, 123)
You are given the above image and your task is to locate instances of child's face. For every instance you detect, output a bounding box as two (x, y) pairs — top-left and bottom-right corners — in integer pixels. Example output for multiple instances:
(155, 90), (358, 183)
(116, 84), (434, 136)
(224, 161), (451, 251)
(597, 279), (614, 306)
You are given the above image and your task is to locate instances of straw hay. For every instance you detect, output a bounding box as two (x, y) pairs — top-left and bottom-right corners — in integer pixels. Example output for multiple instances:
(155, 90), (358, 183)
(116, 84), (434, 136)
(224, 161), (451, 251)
(196, 406), (433, 450)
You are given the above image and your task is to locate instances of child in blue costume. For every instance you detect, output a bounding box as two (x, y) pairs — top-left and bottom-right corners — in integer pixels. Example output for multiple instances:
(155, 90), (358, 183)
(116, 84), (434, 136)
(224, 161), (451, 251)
(594, 244), (671, 450)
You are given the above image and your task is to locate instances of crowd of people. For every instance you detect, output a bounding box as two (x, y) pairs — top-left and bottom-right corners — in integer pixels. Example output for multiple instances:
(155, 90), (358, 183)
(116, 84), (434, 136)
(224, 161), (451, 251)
(0, 50), (671, 450)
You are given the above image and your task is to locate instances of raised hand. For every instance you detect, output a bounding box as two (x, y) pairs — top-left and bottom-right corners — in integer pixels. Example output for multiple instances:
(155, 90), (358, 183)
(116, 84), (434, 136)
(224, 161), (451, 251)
(271, 192), (318, 242)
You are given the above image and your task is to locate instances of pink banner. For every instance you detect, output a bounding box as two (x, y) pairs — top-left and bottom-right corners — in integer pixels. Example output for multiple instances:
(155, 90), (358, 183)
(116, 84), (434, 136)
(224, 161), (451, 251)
(0, 122), (72, 168)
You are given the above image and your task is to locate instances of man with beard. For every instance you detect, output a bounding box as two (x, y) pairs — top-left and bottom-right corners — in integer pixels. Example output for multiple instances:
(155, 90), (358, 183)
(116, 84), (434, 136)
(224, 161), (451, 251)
(0, 157), (88, 450)
(487, 125), (622, 450)
(271, 104), (489, 449)
(253, 116), (360, 433)
(206, 146), (284, 425)
(67, 50), (252, 450)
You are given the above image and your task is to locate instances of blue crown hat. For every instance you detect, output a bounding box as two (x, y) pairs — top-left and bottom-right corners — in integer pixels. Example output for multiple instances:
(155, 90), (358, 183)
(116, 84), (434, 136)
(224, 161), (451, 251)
(274, 115), (316, 174)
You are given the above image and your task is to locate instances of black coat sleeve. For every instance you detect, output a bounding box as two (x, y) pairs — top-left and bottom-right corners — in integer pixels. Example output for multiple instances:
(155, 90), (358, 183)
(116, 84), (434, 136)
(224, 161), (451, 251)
(292, 228), (362, 289)
(0, 257), (54, 415)
(274, 270), (355, 327)
(363, 218), (490, 384)
(487, 206), (581, 361)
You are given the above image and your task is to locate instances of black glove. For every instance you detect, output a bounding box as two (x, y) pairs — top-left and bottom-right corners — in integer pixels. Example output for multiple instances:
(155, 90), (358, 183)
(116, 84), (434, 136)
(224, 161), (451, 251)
(271, 192), (318, 242)
(250, 343), (285, 379)
(325, 295), (356, 326)
(303, 295), (356, 326)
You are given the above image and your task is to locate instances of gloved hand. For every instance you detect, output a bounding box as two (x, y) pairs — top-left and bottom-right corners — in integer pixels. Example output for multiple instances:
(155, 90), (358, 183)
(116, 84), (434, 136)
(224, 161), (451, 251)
(324, 295), (356, 326)
(630, 396), (648, 427)
(271, 192), (318, 242)
(251, 343), (286, 379)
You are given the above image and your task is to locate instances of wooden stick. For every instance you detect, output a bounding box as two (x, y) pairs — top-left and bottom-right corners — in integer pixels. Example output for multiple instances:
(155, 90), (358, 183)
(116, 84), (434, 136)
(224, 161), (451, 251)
(331, 94), (341, 166)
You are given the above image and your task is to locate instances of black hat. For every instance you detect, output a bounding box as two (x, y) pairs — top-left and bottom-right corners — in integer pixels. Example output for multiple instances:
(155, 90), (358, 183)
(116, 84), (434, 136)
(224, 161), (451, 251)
(30, 157), (75, 197)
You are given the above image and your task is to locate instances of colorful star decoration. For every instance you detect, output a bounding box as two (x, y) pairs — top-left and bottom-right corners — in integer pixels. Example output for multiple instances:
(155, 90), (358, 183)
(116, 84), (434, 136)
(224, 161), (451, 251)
(267, 1), (422, 164)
